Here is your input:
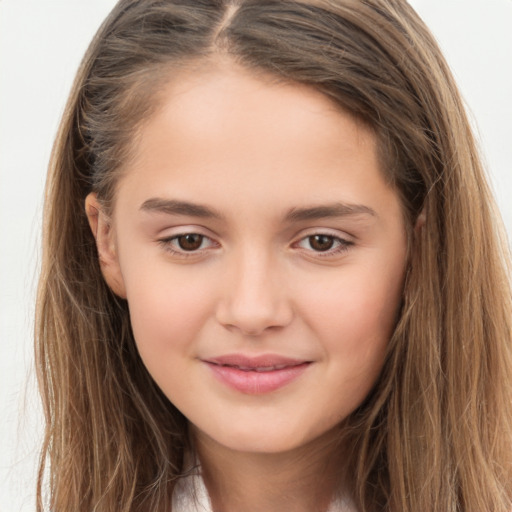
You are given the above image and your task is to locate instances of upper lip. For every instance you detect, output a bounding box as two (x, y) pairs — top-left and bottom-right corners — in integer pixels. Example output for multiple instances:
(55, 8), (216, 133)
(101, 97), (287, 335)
(203, 354), (310, 370)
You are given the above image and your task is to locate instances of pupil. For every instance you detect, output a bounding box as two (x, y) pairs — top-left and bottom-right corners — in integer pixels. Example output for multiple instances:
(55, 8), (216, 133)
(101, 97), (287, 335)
(178, 234), (203, 251)
(310, 235), (334, 251)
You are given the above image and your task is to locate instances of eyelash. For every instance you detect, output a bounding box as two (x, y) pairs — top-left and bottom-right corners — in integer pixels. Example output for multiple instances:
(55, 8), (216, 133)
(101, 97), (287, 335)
(158, 233), (217, 258)
(294, 234), (353, 257)
(157, 232), (353, 258)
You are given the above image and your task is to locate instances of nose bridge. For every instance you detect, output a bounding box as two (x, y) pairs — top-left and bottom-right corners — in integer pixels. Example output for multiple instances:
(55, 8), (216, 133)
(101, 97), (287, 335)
(216, 244), (292, 335)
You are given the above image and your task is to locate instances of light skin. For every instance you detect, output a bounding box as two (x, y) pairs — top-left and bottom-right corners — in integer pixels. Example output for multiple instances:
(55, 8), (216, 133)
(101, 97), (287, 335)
(86, 61), (408, 511)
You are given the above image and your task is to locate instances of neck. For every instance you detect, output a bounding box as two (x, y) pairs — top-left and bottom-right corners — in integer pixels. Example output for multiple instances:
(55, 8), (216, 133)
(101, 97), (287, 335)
(192, 427), (346, 512)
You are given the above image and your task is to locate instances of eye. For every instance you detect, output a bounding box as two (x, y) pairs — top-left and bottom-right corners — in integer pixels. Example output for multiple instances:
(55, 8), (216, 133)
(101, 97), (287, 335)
(158, 232), (217, 255)
(305, 234), (336, 252)
(295, 233), (352, 255)
(175, 233), (206, 251)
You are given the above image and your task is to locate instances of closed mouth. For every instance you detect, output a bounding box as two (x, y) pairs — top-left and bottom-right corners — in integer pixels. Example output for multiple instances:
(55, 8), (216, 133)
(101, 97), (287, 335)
(203, 353), (311, 371)
(202, 354), (312, 394)
(208, 362), (305, 372)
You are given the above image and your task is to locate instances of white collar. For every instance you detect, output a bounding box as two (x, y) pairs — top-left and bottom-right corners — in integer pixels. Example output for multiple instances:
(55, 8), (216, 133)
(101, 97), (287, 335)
(172, 465), (211, 512)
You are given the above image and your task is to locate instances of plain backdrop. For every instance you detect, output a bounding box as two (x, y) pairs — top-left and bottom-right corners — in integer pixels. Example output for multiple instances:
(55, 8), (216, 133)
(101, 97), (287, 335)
(1, 1), (511, 510)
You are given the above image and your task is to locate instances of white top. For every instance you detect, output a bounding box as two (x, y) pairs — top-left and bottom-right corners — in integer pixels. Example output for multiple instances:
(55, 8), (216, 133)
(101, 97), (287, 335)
(171, 463), (356, 512)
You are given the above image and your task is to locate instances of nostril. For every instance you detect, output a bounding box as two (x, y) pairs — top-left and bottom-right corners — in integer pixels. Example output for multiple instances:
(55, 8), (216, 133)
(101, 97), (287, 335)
(215, 300), (293, 336)
(214, 262), (294, 334)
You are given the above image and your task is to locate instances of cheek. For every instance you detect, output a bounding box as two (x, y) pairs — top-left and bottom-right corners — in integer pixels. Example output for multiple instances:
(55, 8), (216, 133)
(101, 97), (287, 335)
(307, 269), (402, 340)
(121, 259), (215, 361)
(300, 261), (405, 392)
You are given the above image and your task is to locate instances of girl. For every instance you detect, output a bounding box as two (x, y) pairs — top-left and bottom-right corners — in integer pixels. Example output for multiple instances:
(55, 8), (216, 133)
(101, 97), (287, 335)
(35, 1), (512, 511)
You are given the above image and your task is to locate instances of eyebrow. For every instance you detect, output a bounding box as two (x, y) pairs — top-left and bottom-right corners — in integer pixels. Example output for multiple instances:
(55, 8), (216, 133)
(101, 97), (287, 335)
(140, 197), (377, 221)
(284, 203), (377, 222)
(140, 198), (224, 219)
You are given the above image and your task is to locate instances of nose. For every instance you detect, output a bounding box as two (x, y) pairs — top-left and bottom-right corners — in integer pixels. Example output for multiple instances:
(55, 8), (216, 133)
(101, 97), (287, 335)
(215, 250), (294, 336)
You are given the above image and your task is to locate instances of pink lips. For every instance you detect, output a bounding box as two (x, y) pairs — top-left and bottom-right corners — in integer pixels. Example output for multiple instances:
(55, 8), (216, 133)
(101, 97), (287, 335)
(203, 354), (311, 395)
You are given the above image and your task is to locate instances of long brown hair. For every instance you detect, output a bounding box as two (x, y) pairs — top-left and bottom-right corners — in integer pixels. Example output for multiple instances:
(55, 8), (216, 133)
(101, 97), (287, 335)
(36, 1), (512, 510)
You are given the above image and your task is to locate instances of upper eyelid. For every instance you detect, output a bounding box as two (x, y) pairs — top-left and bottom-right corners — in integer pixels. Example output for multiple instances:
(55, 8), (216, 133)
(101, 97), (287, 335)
(159, 232), (217, 245)
(156, 224), (218, 238)
(292, 227), (354, 243)
(293, 234), (352, 248)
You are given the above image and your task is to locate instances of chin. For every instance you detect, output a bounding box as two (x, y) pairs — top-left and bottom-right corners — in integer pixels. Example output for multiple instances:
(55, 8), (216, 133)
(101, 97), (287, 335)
(194, 420), (331, 456)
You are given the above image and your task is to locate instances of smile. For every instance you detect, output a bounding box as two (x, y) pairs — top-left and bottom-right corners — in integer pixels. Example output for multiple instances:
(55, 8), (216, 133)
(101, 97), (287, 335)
(203, 354), (312, 394)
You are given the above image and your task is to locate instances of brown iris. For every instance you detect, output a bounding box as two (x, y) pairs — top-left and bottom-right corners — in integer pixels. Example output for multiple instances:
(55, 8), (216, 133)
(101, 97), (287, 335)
(177, 234), (203, 251)
(308, 235), (335, 251)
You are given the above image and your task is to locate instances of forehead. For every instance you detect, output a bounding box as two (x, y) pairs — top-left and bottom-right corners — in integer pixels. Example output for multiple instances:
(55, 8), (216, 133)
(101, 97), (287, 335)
(115, 62), (400, 226)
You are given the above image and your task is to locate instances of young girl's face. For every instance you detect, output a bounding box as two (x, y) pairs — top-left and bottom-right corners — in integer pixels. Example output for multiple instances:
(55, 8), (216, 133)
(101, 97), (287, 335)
(89, 62), (408, 455)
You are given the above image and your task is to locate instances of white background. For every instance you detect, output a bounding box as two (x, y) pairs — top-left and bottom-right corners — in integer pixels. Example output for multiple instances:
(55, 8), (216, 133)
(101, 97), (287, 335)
(1, 1), (511, 510)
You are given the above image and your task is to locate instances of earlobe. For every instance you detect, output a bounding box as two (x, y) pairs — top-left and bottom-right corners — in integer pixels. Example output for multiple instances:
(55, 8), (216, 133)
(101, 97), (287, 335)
(85, 193), (127, 298)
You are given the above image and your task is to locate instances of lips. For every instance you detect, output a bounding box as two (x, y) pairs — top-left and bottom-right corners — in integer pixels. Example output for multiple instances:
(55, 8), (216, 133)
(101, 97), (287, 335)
(223, 364), (291, 372)
(202, 354), (311, 394)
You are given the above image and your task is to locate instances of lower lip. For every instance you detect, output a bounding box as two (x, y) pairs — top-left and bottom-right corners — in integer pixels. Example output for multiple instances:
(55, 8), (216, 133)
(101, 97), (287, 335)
(205, 362), (311, 395)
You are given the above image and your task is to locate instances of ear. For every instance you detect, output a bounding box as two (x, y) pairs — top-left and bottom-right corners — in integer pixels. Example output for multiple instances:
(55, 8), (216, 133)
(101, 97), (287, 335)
(414, 208), (426, 234)
(85, 193), (127, 298)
